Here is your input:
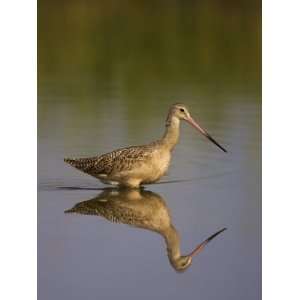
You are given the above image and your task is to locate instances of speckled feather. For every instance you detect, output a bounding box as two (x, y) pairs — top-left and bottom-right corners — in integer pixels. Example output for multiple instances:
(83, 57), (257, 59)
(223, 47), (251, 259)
(64, 142), (158, 176)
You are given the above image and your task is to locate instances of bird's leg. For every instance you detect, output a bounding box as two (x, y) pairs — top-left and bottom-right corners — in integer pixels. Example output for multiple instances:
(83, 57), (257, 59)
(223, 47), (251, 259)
(121, 178), (142, 189)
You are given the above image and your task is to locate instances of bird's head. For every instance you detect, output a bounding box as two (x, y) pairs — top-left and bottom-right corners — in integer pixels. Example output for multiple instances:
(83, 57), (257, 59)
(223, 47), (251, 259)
(167, 103), (227, 153)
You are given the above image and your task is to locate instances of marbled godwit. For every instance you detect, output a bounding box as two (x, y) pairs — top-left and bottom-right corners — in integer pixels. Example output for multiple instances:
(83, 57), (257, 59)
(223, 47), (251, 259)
(65, 188), (227, 272)
(64, 103), (227, 188)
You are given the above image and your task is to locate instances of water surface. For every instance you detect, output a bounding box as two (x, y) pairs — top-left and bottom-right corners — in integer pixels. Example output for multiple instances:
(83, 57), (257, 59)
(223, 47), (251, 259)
(38, 1), (261, 299)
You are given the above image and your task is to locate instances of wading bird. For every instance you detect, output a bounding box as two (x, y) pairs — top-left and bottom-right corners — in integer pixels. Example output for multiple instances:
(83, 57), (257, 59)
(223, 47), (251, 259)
(64, 103), (227, 188)
(65, 188), (226, 272)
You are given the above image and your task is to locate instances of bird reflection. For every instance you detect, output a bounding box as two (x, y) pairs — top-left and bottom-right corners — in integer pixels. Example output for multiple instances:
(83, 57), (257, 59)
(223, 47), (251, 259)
(65, 188), (226, 272)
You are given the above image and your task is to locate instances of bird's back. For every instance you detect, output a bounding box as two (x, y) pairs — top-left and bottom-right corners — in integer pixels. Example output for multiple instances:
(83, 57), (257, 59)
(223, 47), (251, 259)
(64, 143), (159, 176)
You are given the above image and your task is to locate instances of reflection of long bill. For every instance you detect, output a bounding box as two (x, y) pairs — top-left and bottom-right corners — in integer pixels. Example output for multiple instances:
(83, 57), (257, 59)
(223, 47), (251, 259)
(188, 227), (227, 258)
(186, 116), (227, 152)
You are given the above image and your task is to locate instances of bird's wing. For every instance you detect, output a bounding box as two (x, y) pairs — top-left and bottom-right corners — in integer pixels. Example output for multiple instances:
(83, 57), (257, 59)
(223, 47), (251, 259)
(65, 145), (155, 176)
(93, 146), (154, 175)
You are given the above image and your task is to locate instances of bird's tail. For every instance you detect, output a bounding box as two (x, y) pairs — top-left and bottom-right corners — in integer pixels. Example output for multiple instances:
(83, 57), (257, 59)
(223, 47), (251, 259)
(64, 157), (99, 172)
(64, 157), (83, 167)
(64, 158), (75, 165)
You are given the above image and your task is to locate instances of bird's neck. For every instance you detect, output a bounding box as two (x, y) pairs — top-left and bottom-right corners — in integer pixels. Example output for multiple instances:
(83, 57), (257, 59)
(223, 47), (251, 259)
(161, 116), (180, 151)
(162, 224), (181, 262)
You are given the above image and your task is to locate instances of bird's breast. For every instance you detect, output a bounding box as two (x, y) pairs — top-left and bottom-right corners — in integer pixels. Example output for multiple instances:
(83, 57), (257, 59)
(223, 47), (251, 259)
(143, 150), (171, 183)
(157, 150), (171, 174)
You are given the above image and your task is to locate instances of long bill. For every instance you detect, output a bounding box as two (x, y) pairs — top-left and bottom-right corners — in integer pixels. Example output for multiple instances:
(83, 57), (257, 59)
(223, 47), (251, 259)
(188, 227), (227, 258)
(186, 117), (227, 152)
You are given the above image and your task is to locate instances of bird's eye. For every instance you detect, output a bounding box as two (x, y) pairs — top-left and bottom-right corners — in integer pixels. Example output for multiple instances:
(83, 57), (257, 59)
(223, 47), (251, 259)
(180, 108), (185, 112)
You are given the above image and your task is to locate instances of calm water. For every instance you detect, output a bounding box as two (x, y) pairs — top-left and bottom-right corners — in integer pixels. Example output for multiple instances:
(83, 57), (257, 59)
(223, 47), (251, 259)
(38, 1), (261, 300)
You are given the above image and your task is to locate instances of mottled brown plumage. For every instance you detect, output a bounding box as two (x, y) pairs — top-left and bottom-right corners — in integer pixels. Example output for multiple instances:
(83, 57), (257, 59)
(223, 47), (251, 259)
(64, 103), (227, 188)
(65, 188), (226, 272)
